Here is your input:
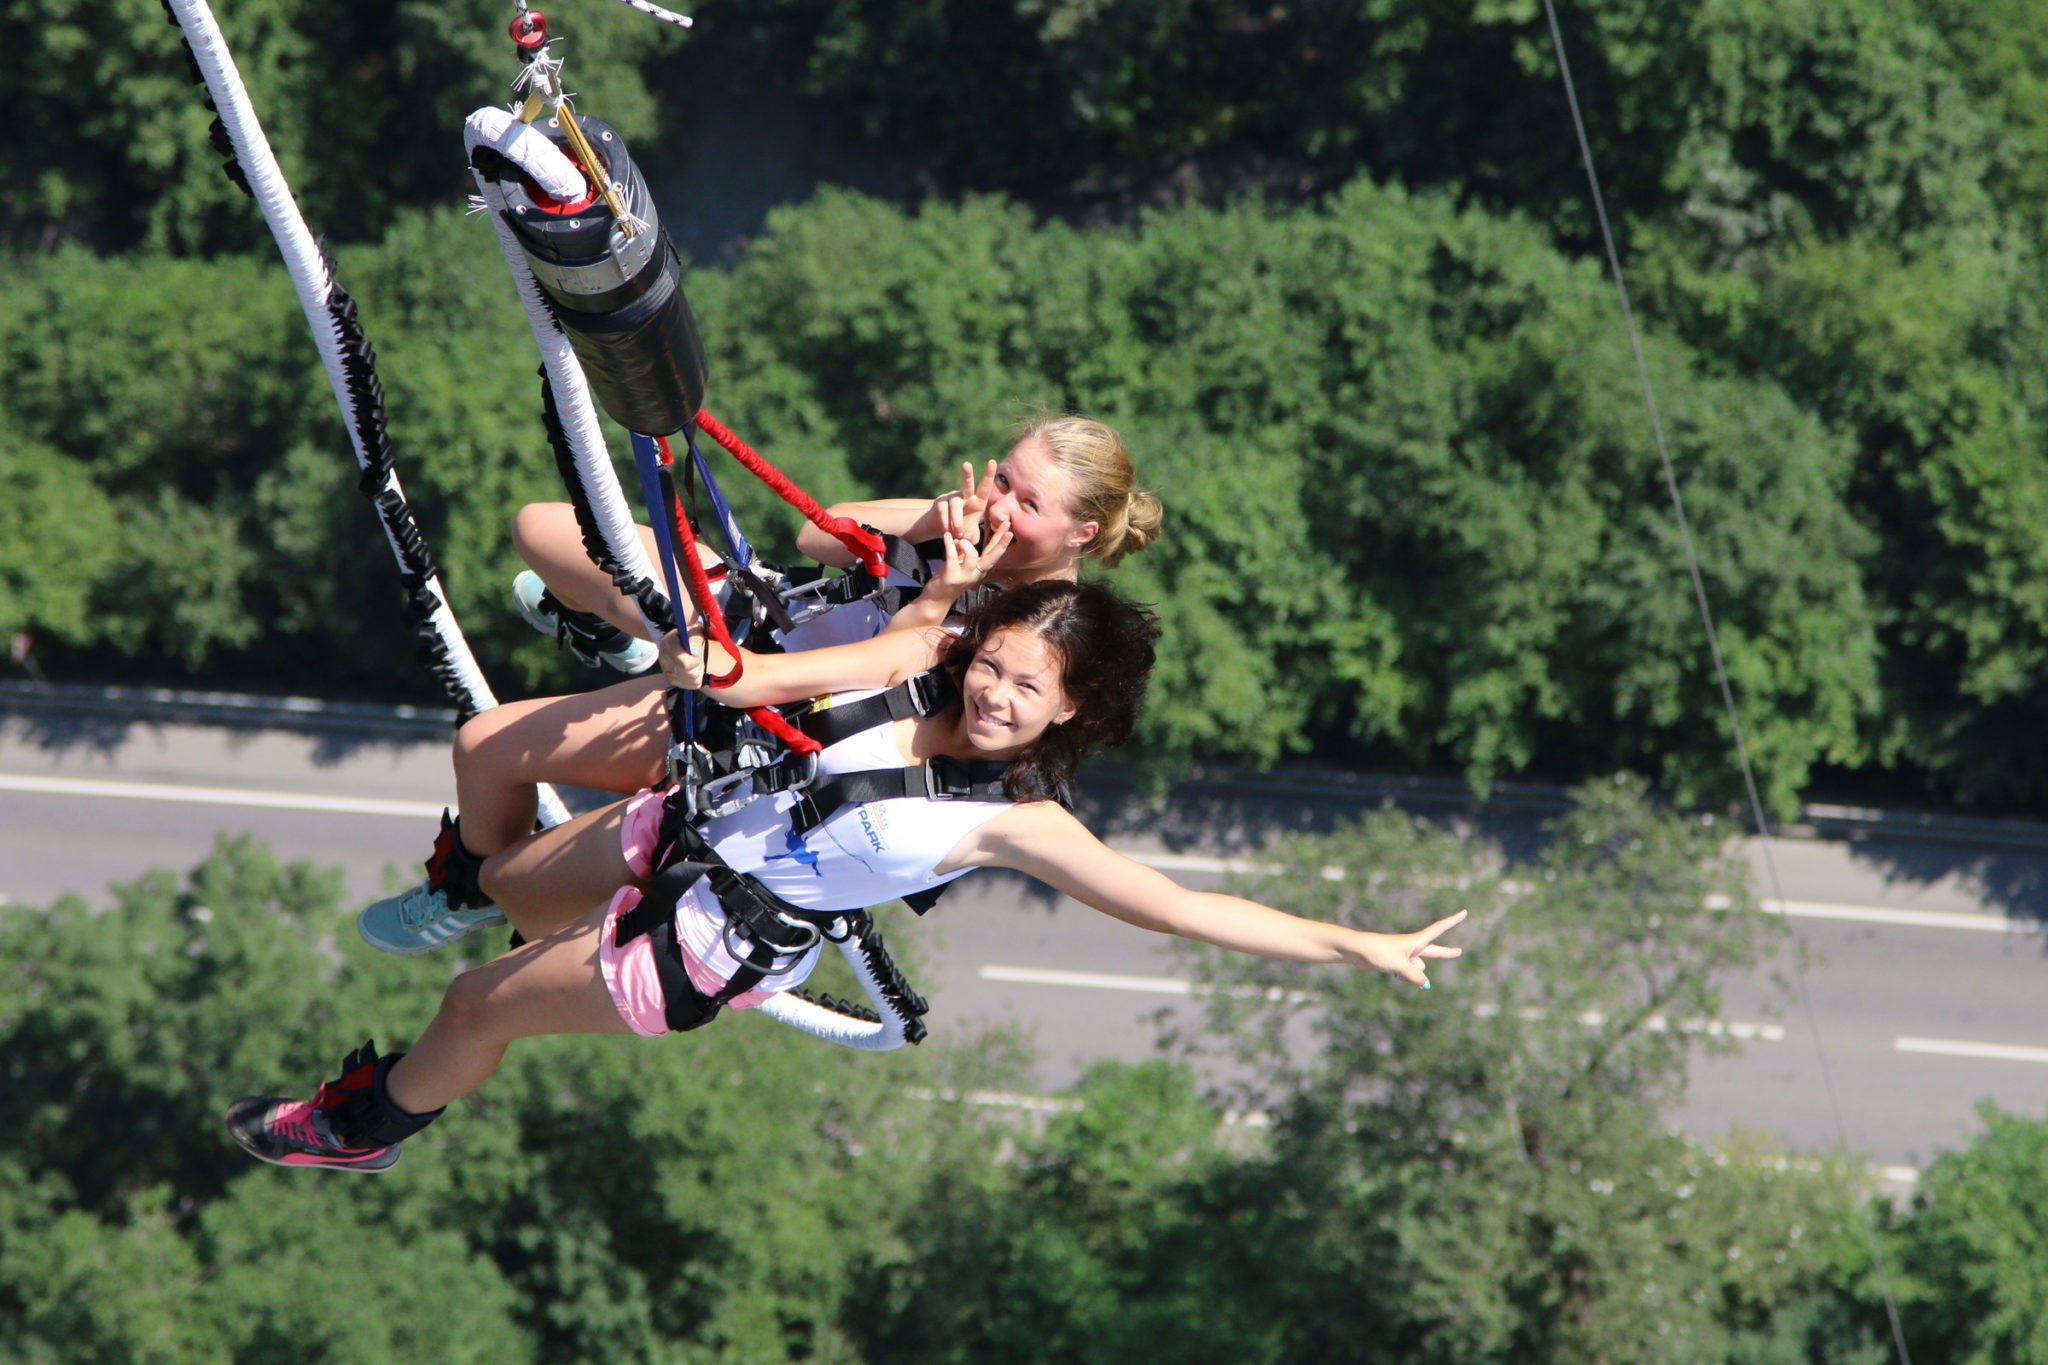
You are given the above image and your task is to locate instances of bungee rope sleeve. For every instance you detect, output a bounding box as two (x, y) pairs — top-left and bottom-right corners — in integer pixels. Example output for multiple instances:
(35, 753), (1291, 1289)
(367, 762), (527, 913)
(161, 0), (570, 824)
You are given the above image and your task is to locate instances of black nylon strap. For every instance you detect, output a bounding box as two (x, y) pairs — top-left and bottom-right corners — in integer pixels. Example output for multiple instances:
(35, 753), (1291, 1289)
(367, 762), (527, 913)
(613, 861), (726, 1031)
(790, 752), (1011, 836)
(788, 670), (955, 748)
(797, 531), (933, 611)
(614, 854), (827, 1025)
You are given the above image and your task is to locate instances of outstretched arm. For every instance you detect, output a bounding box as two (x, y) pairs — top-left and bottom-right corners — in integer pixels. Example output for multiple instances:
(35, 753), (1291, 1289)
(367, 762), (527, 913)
(959, 803), (1466, 987)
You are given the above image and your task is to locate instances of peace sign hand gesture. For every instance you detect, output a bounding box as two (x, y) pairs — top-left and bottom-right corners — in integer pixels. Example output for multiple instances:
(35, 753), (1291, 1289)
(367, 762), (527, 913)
(930, 496), (1013, 601)
(917, 460), (1000, 548)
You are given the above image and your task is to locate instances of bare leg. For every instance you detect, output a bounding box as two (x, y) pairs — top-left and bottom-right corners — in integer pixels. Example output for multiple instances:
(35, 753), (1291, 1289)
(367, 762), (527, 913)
(383, 903), (635, 1114)
(450, 676), (670, 857)
(480, 796), (647, 935)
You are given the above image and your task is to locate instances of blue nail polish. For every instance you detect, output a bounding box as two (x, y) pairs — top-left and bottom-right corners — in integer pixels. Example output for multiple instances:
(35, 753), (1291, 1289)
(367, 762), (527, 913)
(1422, 979), (1432, 990)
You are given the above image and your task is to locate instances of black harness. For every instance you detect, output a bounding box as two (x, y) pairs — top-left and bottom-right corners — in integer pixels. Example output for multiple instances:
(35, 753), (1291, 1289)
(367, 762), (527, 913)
(770, 531), (935, 628)
(659, 533), (1002, 818)
(616, 673), (1017, 1039)
(611, 811), (849, 1033)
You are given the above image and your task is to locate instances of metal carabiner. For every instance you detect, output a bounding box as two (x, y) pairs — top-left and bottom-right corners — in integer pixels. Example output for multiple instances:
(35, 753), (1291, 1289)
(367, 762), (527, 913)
(697, 767), (763, 820)
(720, 911), (821, 978)
(666, 741), (712, 820)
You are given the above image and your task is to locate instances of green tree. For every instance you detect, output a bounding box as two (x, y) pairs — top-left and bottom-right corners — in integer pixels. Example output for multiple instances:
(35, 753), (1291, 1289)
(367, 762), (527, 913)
(0, 439), (122, 644)
(1888, 1104), (2048, 1365)
(695, 185), (1882, 807)
(9, 0), (686, 255)
(1171, 777), (1882, 1362)
(853, 1059), (1270, 1365)
(0, 837), (1035, 1364)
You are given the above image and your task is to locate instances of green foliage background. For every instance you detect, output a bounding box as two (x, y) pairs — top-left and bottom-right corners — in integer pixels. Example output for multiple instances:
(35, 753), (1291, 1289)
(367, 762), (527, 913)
(0, 791), (1941, 1362)
(7, 0), (2048, 813)
(8, 789), (2042, 1361)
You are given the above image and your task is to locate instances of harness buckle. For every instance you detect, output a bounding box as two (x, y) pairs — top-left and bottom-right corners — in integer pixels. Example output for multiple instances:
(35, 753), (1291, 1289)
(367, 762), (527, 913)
(666, 741), (712, 819)
(922, 753), (972, 800)
(906, 668), (950, 717)
(694, 743), (820, 821)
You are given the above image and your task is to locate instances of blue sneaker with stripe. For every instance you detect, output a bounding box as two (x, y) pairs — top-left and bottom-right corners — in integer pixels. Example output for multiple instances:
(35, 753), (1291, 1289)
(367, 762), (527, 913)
(513, 570), (657, 673)
(357, 880), (506, 956)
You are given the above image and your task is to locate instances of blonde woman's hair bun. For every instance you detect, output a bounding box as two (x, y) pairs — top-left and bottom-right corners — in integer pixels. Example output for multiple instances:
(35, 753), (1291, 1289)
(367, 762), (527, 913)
(1016, 412), (1161, 568)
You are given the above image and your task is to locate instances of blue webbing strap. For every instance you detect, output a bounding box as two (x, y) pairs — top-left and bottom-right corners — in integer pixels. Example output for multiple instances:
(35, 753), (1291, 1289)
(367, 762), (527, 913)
(687, 429), (756, 570)
(684, 427), (798, 638)
(632, 431), (698, 742)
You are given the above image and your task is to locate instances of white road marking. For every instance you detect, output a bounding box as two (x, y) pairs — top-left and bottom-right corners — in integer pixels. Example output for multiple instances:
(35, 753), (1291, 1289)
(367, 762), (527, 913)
(904, 1086), (1082, 1114)
(4, 772), (2035, 938)
(980, 965), (1193, 995)
(982, 966), (1783, 1039)
(1756, 898), (2021, 934)
(1896, 1036), (2048, 1065)
(0, 773), (445, 819)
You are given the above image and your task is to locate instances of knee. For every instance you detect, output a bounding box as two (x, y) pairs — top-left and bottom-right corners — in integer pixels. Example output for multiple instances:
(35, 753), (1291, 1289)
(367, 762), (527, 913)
(512, 502), (574, 567)
(453, 705), (516, 776)
(437, 966), (500, 1035)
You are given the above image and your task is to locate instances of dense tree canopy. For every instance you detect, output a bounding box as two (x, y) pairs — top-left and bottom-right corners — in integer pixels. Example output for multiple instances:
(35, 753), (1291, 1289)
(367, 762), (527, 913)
(11, 794), (2039, 1361)
(7, 0), (2047, 810)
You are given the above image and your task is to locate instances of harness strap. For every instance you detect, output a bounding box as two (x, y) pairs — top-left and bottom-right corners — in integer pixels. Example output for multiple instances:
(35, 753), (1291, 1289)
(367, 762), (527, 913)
(785, 669), (955, 748)
(779, 530), (936, 620)
(613, 845), (840, 1031)
(612, 862), (728, 1032)
(790, 752), (1012, 837)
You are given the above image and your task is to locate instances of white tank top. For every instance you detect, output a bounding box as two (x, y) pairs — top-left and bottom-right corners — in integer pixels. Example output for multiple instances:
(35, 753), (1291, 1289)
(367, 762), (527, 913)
(671, 685), (1011, 990)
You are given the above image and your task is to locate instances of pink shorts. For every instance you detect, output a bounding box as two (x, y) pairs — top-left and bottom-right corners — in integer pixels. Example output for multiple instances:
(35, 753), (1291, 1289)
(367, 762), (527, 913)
(598, 789), (773, 1036)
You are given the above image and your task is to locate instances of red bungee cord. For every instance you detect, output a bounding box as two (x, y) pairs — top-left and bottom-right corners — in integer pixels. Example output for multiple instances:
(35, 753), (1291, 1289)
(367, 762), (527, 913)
(694, 409), (890, 579)
(653, 437), (821, 757)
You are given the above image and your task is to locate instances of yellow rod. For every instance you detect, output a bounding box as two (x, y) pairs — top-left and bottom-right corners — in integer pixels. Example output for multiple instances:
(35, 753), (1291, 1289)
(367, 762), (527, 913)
(554, 100), (635, 236)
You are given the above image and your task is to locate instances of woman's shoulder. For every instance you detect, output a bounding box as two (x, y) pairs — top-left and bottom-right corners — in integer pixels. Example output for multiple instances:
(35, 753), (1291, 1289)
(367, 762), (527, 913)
(978, 797), (1088, 845)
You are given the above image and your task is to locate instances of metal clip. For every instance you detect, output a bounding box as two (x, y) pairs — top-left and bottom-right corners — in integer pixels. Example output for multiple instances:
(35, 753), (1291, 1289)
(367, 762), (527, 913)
(922, 753), (971, 800)
(666, 742), (712, 819)
(720, 910), (821, 975)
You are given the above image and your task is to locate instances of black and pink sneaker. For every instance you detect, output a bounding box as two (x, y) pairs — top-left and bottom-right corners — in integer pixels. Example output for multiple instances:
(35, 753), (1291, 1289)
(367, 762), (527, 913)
(225, 1095), (401, 1172)
(224, 1042), (433, 1173)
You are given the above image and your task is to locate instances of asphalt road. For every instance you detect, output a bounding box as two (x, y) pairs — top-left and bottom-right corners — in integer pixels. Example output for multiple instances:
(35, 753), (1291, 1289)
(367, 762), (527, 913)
(5, 705), (2046, 1186)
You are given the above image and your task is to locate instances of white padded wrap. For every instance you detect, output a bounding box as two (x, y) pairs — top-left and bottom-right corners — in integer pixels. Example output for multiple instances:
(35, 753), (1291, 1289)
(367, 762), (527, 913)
(162, 0), (570, 826)
(463, 106), (587, 204)
(754, 935), (920, 1051)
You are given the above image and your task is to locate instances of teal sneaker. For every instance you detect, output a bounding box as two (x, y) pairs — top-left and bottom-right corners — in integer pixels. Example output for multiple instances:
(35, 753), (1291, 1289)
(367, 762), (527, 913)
(513, 570), (657, 674)
(357, 880), (506, 956)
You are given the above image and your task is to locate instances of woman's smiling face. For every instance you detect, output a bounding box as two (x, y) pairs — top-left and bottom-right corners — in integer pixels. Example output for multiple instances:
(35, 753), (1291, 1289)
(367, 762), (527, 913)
(959, 625), (1077, 755)
(984, 433), (1099, 577)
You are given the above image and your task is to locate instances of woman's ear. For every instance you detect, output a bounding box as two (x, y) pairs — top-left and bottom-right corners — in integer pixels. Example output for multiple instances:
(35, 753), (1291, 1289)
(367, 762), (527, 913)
(1068, 520), (1101, 549)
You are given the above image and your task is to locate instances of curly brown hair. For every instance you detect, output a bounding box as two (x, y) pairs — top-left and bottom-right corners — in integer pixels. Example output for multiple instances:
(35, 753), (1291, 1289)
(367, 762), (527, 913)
(941, 579), (1162, 803)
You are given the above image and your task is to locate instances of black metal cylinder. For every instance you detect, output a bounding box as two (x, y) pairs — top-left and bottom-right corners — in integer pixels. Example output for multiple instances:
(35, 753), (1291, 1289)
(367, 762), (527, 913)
(475, 112), (707, 436)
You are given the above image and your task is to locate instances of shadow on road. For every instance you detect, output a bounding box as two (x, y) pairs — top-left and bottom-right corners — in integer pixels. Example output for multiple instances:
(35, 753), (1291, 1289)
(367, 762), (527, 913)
(1833, 834), (2048, 930)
